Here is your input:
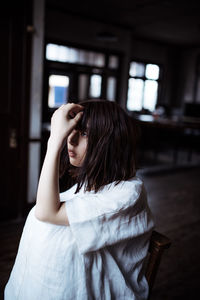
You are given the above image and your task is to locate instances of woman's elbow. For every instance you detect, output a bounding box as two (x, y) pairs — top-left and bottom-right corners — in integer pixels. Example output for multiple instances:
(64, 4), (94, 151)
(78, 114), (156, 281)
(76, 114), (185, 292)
(34, 208), (48, 222)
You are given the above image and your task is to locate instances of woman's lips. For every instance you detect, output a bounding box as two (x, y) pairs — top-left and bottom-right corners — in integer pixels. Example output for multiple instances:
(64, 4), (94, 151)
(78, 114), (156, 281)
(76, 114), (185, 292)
(68, 150), (76, 157)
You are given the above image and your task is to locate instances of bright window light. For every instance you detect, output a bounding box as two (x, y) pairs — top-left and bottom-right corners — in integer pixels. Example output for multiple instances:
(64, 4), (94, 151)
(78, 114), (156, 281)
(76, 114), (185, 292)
(145, 64), (160, 80)
(129, 62), (145, 77)
(89, 75), (102, 98)
(127, 78), (144, 111)
(143, 80), (158, 111)
(48, 75), (69, 108)
(46, 43), (105, 68)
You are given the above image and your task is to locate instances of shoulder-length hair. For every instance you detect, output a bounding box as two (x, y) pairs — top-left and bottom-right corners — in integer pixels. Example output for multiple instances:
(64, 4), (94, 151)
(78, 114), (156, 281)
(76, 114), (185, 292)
(60, 99), (139, 193)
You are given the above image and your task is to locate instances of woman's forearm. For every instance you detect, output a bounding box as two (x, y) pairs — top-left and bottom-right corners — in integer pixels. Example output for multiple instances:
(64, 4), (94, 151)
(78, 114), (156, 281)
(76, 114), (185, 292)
(34, 103), (83, 224)
(35, 138), (61, 221)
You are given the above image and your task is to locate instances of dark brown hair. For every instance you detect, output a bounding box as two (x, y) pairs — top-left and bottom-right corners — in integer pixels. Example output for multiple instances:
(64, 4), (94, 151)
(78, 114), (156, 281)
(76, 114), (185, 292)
(60, 99), (138, 193)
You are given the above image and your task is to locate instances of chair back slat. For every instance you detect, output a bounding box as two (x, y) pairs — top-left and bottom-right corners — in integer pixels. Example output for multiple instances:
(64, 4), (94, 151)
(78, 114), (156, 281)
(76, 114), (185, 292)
(146, 230), (171, 299)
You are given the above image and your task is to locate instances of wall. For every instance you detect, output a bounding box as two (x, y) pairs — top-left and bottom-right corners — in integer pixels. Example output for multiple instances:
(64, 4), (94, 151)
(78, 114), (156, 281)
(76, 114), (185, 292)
(27, 0), (45, 204)
(182, 47), (200, 104)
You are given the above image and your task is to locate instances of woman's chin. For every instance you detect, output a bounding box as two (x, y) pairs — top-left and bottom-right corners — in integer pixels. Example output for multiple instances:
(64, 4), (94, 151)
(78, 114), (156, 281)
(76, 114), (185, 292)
(69, 158), (81, 167)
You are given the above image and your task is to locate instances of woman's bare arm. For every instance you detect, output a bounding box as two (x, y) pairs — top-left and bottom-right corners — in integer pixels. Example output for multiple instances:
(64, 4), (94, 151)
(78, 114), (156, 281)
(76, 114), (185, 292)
(34, 103), (83, 225)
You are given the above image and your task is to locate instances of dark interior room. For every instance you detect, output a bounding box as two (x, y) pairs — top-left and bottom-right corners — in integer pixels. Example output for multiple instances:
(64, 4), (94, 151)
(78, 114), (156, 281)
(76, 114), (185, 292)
(1, 0), (200, 299)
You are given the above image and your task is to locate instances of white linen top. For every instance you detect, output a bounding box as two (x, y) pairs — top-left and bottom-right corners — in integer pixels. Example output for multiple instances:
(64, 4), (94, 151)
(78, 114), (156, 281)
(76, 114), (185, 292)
(5, 177), (154, 300)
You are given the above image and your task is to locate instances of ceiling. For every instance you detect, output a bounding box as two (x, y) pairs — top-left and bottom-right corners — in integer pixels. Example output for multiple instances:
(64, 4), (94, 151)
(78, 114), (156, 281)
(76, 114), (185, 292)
(46, 0), (200, 46)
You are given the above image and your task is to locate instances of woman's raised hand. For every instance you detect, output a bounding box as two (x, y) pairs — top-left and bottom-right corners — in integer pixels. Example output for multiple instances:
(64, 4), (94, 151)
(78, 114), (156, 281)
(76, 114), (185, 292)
(49, 103), (84, 150)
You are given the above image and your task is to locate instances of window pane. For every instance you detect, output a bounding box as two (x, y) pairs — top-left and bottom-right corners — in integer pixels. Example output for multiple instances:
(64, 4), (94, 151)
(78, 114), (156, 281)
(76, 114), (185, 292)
(46, 44), (77, 63)
(79, 50), (87, 64)
(129, 62), (145, 77)
(46, 44), (59, 61)
(145, 64), (160, 80)
(107, 77), (116, 101)
(87, 52), (95, 66)
(143, 80), (158, 111)
(108, 55), (119, 69)
(78, 74), (89, 101)
(46, 44), (106, 67)
(68, 48), (79, 63)
(58, 46), (68, 62)
(86, 52), (105, 67)
(94, 53), (105, 67)
(89, 74), (102, 98)
(78, 50), (105, 66)
(127, 78), (144, 111)
(48, 75), (69, 108)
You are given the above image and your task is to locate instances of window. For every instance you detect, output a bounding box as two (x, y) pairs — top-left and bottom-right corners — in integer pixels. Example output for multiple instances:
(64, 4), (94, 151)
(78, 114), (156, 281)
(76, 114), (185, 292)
(127, 62), (160, 112)
(44, 43), (120, 114)
(48, 75), (69, 108)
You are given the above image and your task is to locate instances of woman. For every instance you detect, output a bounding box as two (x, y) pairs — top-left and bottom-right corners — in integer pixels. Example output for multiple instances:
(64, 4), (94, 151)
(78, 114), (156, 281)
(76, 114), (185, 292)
(5, 100), (154, 300)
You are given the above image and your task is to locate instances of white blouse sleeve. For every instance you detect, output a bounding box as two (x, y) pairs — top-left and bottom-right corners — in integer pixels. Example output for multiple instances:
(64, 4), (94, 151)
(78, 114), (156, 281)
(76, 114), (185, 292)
(59, 185), (77, 202)
(65, 180), (154, 254)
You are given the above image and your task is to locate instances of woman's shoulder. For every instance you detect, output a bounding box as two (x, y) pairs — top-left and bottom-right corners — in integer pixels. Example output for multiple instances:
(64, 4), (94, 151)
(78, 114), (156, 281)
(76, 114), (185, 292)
(94, 176), (146, 209)
(101, 176), (144, 195)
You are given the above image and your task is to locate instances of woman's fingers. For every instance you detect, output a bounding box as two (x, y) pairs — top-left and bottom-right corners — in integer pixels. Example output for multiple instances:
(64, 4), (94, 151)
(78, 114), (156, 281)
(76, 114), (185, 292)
(67, 105), (84, 120)
(73, 111), (84, 123)
(59, 103), (84, 120)
(61, 103), (83, 112)
(50, 103), (84, 143)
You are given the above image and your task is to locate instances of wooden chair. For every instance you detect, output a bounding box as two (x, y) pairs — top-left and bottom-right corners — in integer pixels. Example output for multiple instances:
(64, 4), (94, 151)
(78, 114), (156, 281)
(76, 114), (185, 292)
(145, 230), (171, 299)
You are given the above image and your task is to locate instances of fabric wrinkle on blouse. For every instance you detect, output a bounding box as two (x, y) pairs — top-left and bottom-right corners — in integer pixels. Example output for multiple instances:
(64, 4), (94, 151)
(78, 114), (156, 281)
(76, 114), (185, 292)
(5, 176), (154, 300)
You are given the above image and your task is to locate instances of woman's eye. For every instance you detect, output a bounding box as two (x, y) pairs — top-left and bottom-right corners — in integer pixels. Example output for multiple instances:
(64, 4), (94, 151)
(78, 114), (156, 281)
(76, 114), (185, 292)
(81, 131), (87, 137)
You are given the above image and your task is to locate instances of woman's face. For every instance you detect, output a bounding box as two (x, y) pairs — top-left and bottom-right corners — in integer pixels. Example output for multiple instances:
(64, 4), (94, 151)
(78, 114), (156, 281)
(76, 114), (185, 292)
(67, 129), (88, 167)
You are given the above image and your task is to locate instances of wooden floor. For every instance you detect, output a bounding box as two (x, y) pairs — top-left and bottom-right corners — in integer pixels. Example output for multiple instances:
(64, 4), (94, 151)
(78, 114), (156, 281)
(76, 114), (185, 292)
(1, 154), (200, 300)
(138, 149), (200, 300)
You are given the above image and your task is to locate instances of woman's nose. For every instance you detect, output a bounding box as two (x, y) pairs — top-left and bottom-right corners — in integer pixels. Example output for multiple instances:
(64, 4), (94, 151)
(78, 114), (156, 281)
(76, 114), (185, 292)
(68, 130), (79, 145)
